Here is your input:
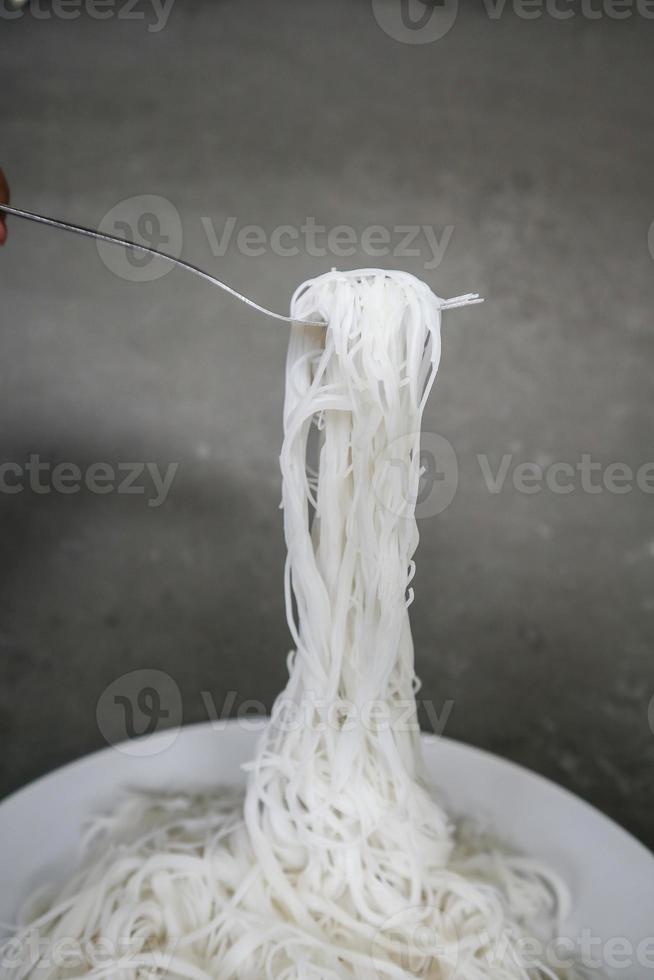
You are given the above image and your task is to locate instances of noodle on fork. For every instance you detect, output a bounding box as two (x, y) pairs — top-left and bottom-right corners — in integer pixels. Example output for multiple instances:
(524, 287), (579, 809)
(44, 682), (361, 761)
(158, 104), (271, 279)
(2, 271), (579, 980)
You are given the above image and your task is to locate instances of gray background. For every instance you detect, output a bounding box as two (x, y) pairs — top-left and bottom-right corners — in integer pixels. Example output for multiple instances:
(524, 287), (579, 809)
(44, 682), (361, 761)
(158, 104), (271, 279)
(0, 1), (652, 850)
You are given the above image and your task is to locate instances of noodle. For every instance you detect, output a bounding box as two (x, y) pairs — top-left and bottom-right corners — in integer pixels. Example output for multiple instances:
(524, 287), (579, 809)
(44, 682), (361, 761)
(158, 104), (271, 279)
(1, 271), (580, 980)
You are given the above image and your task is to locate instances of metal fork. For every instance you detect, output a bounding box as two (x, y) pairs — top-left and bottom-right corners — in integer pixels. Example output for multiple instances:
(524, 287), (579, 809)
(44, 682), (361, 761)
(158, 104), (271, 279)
(0, 203), (326, 327)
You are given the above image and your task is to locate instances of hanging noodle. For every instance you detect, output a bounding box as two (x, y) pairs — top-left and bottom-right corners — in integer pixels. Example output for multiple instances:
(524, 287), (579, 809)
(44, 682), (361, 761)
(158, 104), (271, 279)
(1, 271), (581, 980)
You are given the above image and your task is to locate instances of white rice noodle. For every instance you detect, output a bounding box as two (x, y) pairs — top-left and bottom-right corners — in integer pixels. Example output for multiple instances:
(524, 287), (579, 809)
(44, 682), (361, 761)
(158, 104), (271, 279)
(1, 271), (579, 980)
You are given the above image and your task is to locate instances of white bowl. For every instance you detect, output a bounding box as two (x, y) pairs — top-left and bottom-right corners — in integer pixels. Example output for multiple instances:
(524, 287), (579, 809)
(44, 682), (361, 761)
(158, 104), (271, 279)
(1, 723), (653, 977)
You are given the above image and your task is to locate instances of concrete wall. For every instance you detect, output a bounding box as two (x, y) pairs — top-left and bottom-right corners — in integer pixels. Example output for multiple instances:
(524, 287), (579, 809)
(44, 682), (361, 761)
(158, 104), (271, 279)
(0, 0), (652, 848)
